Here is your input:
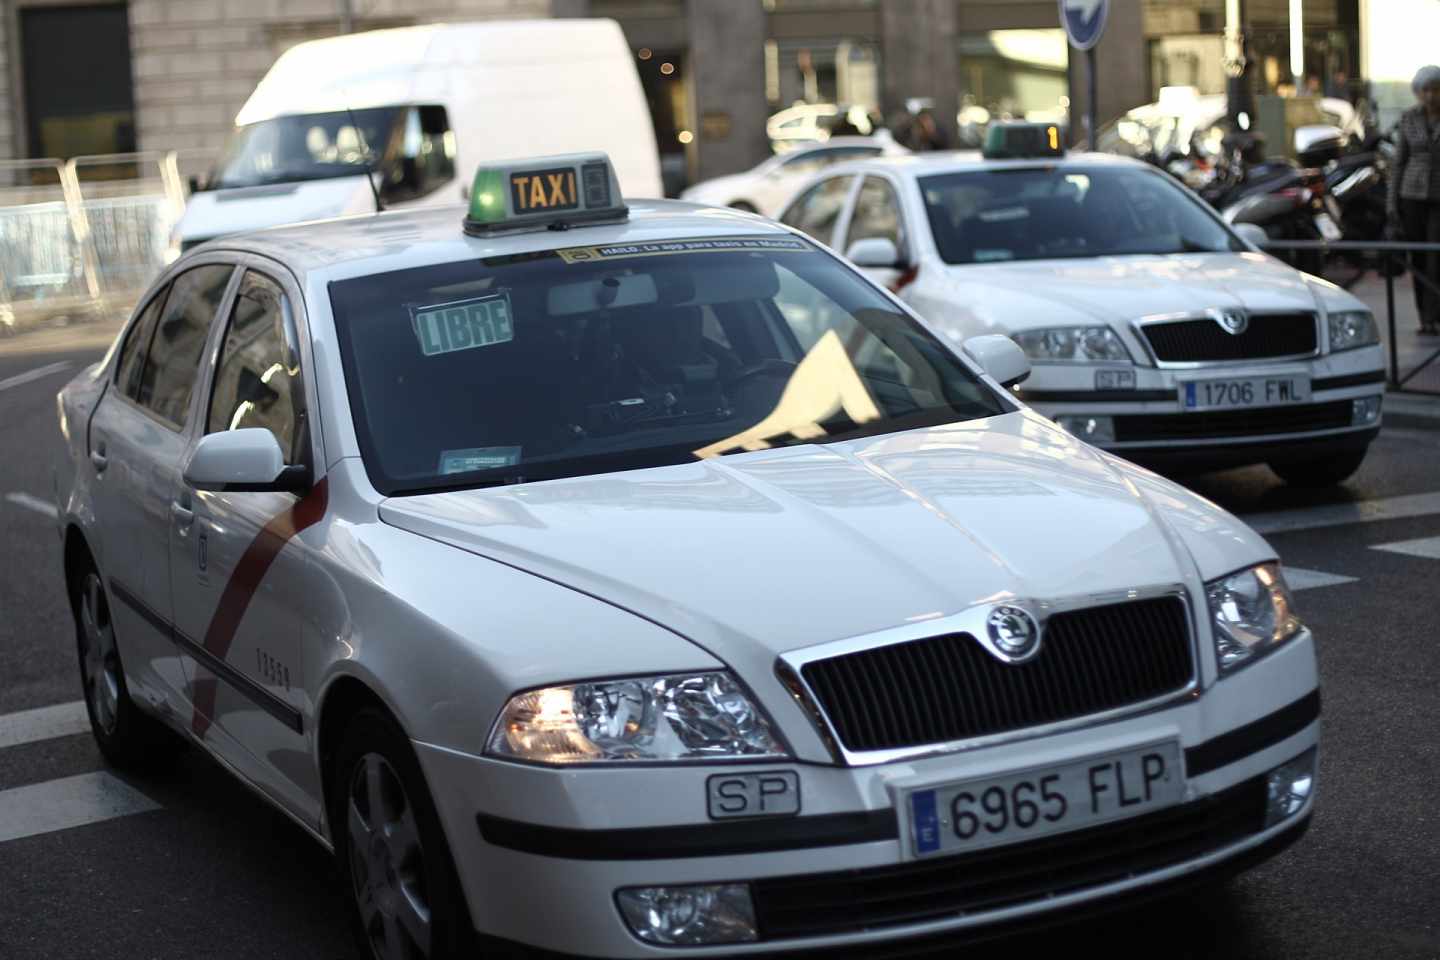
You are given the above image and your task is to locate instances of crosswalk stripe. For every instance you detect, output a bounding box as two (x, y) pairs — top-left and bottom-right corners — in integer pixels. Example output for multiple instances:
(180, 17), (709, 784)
(4, 492), (58, 520)
(0, 771), (159, 844)
(1245, 491), (1440, 535)
(1282, 567), (1359, 591)
(0, 360), (72, 393)
(1371, 535), (1440, 560)
(0, 700), (90, 751)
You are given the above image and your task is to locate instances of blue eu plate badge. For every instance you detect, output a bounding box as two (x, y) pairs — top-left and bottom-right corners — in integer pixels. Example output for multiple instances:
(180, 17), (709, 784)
(911, 789), (941, 854)
(1183, 382), (1197, 408)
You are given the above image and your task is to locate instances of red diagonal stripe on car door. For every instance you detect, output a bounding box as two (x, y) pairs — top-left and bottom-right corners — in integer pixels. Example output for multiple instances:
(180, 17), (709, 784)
(191, 477), (329, 737)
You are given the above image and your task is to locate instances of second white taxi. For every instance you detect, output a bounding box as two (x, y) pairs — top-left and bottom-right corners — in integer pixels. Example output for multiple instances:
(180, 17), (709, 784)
(779, 122), (1386, 485)
(55, 153), (1318, 959)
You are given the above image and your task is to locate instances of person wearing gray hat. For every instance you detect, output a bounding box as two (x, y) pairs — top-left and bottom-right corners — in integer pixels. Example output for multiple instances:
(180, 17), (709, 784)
(1389, 64), (1440, 335)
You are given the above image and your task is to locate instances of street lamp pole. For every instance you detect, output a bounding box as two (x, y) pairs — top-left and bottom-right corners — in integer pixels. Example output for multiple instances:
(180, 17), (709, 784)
(1224, 0), (1256, 126)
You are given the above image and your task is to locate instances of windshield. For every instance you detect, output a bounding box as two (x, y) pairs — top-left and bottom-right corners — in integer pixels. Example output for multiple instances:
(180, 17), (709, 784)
(329, 237), (1007, 495)
(210, 108), (399, 189)
(919, 166), (1242, 265)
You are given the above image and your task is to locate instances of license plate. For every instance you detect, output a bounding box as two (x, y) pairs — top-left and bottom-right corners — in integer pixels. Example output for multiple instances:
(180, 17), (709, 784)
(1315, 212), (1342, 241)
(510, 167), (579, 213)
(1181, 376), (1311, 411)
(905, 741), (1183, 858)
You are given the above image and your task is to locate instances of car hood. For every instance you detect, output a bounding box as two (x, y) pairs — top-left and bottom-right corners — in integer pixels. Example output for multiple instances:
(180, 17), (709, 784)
(379, 411), (1272, 678)
(930, 252), (1346, 335)
(176, 175), (375, 244)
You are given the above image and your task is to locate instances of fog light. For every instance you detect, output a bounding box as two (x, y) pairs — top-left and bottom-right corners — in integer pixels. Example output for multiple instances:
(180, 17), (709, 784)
(1351, 395), (1382, 425)
(616, 884), (757, 945)
(1264, 747), (1317, 827)
(1055, 414), (1116, 444)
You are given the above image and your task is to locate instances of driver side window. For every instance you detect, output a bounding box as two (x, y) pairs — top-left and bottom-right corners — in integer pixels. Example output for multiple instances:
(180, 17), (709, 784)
(207, 271), (308, 467)
(779, 175), (854, 244)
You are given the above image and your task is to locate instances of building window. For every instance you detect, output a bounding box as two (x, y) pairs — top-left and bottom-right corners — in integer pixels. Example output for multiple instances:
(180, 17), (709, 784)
(956, 30), (1070, 149)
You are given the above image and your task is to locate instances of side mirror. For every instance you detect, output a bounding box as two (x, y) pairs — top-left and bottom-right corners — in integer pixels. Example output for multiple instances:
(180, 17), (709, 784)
(845, 237), (904, 269)
(184, 429), (308, 494)
(186, 174), (203, 194)
(963, 334), (1030, 388)
(1233, 223), (1269, 248)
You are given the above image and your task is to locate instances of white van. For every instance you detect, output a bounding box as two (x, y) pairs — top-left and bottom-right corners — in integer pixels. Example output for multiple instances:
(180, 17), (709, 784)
(172, 19), (661, 254)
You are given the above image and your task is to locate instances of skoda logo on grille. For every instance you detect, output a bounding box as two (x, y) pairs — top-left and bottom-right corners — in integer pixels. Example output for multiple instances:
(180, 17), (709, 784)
(986, 605), (1042, 662)
(1208, 307), (1249, 336)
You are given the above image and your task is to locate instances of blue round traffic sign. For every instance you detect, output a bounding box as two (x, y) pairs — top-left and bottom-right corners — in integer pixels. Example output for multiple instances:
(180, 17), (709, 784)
(1059, 0), (1109, 51)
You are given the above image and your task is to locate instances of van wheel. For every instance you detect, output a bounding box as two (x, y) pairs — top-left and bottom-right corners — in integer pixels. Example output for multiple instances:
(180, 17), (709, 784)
(74, 569), (176, 767)
(334, 709), (475, 960)
(1268, 449), (1368, 487)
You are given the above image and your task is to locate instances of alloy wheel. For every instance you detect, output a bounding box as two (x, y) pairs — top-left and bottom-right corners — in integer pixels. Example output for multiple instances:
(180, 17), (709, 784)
(348, 753), (433, 960)
(78, 573), (120, 736)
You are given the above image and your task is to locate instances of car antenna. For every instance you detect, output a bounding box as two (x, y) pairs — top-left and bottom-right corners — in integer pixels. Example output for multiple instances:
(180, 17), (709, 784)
(346, 106), (384, 213)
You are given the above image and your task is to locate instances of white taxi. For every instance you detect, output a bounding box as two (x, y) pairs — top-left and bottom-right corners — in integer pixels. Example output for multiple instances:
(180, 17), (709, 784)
(55, 153), (1319, 959)
(777, 122), (1386, 485)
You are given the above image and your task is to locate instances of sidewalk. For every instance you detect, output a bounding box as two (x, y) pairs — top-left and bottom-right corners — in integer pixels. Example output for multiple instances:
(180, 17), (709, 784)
(1348, 269), (1440, 394)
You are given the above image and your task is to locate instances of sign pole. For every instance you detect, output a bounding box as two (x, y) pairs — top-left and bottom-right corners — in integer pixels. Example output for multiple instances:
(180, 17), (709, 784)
(1087, 47), (1098, 149)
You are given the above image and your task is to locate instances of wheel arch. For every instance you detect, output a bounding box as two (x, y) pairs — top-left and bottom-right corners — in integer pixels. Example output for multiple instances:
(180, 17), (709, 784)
(63, 523), (96, 612)
(315, 670), (408, 838)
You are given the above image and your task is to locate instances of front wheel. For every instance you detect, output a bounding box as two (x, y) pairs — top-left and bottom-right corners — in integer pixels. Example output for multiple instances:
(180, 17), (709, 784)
(334, 709), (475, 960)
(1268, 448), (1368, 487)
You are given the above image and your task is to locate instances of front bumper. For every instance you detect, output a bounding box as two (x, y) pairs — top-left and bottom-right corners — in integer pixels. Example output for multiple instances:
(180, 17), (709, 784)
(415, 636), (1320, 958)
(1014, 349), (1385, 469)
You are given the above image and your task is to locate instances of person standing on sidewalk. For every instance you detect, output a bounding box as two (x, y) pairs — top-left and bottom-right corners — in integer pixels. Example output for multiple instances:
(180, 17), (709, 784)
(1388, 65), (1440, 335)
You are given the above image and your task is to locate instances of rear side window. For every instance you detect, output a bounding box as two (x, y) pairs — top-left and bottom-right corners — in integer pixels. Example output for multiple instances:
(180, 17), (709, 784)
(135, 264), (234, 427)
(779, 175), (853, 243)
(207, 271), (307, 466)
(844, 176), (907, 257)
(115, 288), (169, 400)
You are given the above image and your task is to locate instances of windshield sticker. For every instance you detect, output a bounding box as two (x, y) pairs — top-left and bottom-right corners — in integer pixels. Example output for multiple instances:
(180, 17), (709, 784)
(556, 236), (810, 264)
(411, 293), (514, 357)
(438, 446), (522, 475)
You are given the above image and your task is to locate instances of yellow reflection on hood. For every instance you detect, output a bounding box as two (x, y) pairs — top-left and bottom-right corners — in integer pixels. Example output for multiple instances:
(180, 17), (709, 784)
(694, 330), (881, 458)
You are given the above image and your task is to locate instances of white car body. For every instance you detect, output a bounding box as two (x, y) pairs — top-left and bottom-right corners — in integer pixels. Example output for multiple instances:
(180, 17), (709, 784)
(55, 193), (1319, 957)
(680, 137), (905, 216)
(175, 20), (661, 252)
(778, 150), (1386, 476)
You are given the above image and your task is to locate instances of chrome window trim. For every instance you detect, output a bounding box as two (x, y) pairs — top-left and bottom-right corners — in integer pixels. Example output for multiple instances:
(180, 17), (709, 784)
(1129, 310), (1321, 370)
(776, 584), (1200, 767)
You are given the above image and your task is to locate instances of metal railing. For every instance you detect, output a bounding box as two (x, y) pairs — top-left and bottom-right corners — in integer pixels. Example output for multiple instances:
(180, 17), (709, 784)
(1258, 238), (1440, 396)
(0, 150), (214, 336)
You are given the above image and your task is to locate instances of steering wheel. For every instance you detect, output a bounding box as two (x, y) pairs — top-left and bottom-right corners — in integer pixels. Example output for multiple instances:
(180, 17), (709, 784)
(725, 358), (798, 386)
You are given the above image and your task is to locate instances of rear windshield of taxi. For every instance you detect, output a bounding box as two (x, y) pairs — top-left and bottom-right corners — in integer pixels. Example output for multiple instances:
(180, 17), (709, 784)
(328, 236), (1009, 495)
(919, 165), (1243, 265)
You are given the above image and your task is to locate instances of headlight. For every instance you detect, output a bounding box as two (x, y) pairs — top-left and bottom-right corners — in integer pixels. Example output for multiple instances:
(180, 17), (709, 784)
(1327, 310), (1378, 351)
(1011, 326), (1132, 362)
(487, 671), (787, 764)
(1206, 563), (1303, 673)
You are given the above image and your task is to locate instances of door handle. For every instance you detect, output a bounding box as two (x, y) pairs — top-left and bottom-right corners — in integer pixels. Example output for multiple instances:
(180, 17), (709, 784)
(171, 500), (194, 528)
(89, 446), (108, 472)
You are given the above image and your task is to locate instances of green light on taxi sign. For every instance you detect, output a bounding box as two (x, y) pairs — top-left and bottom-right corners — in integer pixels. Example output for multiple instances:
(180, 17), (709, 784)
(981, 122), (1066, 160)
(463, 152), (627, 236)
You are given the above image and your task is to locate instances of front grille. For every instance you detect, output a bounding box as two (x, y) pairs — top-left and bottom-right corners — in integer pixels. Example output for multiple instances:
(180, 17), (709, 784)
(1142, 312), (1317, 362)
(752, 775), (1267, 940)
(800, 597), (1192, 754)
(1114, 400), (1353, 443)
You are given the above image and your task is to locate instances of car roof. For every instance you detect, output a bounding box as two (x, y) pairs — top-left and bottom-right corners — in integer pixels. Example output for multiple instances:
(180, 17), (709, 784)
(820, 149), (1153, 179)
(194, 199), (796, 284)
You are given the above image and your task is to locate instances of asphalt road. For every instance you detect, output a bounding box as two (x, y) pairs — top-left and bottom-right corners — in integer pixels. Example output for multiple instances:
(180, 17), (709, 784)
(1, 332), (1437, 959)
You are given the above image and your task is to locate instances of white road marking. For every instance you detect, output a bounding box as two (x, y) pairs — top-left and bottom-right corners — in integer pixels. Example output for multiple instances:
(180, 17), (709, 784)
(0, 701), (90, 751)
(1371, 535), (1440, 561)
(4, 492), (58, 520)
(0, 360), (71, 393)
(0, 771), (159, 844)
(1245, 491), (1440, 535)
(1282, 567), (1358, 591)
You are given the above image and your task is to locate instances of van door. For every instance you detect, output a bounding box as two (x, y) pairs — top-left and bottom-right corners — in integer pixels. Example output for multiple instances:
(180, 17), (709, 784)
(88, 263), (238, 716)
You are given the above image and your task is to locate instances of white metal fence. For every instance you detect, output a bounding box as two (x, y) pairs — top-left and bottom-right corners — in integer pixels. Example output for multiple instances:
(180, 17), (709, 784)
(0, 150), (210, 335)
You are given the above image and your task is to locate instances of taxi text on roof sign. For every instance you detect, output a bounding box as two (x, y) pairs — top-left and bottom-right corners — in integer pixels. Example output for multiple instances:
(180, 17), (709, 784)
(981, 121), (1066, 160)
(464, 152), (628, 236)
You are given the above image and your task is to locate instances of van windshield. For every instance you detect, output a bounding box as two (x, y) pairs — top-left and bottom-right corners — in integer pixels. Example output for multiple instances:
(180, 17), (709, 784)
(210, 107), (401, 189)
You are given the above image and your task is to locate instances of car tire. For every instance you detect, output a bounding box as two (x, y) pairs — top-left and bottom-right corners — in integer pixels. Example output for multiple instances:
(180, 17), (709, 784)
(728, 201), (758, 213)
(73, 566), (179, 768)
(333, 708), (477, 960)
(1268, 449), (1368, 487)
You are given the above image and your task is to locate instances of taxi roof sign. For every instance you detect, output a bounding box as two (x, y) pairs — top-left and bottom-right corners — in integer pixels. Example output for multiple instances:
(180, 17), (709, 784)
(981, 122), (1066, 160)
(464, 152), (627, 236)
